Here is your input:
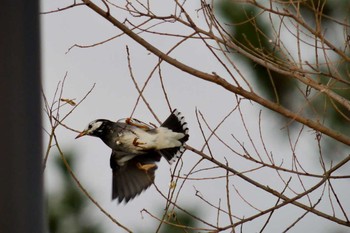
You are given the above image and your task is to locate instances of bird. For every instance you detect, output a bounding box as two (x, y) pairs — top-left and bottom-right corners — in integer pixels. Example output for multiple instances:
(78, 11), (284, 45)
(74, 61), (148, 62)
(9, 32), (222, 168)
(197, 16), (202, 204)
(75, 109), (189, 203)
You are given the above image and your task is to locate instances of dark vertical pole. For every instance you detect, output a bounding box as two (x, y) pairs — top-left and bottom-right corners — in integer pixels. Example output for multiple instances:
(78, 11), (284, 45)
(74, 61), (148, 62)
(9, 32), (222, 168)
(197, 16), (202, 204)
(0, 1), (43, 233)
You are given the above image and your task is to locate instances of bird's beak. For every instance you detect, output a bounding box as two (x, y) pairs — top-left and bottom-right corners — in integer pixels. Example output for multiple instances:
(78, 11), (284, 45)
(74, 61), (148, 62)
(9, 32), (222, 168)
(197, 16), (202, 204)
(75, 131), (87, 139)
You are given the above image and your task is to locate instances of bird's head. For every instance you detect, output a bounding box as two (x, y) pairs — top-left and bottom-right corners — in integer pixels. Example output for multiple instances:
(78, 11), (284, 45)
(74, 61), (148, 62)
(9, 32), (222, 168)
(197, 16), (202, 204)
(75, 119), (110, 139)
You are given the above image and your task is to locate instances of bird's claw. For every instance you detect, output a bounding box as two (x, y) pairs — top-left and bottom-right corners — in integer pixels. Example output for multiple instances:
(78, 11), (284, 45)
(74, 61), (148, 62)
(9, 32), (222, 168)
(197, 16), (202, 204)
(137, 163), (157, 173)
(132, 137), (146, 148)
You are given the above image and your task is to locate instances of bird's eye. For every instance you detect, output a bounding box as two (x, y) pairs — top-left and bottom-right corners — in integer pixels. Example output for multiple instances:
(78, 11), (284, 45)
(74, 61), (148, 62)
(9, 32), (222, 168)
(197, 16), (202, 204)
(88, 125), (92, 129)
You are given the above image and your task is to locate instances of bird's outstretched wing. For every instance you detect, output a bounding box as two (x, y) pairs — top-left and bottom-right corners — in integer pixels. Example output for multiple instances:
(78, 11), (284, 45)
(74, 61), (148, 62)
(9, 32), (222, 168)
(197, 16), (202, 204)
(110, 150), (161, 203)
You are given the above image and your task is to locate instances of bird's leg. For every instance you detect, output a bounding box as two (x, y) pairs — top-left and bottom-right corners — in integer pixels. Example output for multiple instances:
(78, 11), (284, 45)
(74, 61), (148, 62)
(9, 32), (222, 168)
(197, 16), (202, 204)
(125, 118), (150, 130)
(137, 163), (157, 173)
(125, 118), (132, 125)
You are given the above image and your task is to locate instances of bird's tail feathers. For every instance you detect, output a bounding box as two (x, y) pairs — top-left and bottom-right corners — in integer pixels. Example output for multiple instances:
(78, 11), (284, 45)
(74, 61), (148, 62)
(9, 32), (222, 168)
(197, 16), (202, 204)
(160, 109), (189, 163)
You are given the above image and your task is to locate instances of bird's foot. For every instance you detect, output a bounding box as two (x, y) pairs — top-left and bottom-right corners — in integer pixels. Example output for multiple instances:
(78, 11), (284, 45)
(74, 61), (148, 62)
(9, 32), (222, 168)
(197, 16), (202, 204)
(132, 137), (146, 148)
(137, 163), (157, 173)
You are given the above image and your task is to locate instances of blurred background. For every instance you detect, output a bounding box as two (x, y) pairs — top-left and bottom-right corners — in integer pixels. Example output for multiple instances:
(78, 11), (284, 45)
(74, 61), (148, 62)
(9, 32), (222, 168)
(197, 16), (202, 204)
(41, 1), (350, 232)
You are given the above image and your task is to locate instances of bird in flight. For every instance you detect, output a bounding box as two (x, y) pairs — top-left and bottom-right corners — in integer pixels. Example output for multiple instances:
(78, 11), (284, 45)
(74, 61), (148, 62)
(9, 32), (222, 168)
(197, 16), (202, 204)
(76, 109), (189, 203)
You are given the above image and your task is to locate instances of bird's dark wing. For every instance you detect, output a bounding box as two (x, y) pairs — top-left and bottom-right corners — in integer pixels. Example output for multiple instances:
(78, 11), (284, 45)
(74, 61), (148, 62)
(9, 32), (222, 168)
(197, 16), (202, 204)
(110, 150), (161, 203)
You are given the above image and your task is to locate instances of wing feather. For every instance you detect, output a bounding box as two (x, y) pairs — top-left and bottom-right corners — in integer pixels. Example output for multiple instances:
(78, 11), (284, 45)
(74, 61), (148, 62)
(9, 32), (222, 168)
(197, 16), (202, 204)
(110, 151), (160, 203)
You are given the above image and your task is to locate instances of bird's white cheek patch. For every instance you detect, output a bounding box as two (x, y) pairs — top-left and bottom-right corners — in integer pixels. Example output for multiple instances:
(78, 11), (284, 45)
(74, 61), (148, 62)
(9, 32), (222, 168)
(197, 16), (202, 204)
(85, 121), (103, 134)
